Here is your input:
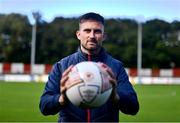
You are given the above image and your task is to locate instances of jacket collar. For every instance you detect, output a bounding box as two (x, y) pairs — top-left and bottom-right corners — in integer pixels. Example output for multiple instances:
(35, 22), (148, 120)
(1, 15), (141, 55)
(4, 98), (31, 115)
(77, 47), (107, 62)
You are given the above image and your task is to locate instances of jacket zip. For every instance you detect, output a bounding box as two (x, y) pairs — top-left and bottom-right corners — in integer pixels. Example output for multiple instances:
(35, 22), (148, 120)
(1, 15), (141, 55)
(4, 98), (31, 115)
(87, 54), (91, 123)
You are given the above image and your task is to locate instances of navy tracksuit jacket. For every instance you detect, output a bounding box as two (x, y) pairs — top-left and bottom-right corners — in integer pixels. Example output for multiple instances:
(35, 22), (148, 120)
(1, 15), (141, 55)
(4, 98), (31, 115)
(39, 48), (139, 122)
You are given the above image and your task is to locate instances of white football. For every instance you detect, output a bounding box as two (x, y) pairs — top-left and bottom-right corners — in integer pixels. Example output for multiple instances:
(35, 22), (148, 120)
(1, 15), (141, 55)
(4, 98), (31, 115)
(65, 61), (112, 108)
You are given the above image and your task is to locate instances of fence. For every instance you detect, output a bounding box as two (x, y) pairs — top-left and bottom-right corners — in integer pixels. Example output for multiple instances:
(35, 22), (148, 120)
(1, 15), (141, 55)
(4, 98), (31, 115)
(0, 63), (180, 84)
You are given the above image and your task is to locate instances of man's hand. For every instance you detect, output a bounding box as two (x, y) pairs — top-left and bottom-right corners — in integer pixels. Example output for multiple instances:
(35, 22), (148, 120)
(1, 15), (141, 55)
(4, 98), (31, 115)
(59, 65), (74, 106)
(97, 62), (120, 103)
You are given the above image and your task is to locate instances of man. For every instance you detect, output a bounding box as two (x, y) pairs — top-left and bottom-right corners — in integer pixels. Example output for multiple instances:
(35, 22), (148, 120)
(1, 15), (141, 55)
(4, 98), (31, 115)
(39, 12), (139, 122)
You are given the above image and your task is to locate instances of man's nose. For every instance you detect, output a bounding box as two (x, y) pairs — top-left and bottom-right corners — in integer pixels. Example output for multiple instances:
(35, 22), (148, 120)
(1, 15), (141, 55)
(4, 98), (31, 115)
(89, 31), (95, 38)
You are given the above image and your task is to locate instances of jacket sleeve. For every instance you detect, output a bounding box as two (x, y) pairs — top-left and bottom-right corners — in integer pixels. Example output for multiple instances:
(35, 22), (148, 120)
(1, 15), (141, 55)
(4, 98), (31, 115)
(39, 62), (62, 115)
(116, 64), (139, 115)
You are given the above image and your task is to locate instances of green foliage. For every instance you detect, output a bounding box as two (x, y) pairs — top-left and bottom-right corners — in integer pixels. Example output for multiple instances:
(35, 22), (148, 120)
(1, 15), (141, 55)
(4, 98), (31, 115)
(0, 14), (31, 63)
(0, 14), (180, 68)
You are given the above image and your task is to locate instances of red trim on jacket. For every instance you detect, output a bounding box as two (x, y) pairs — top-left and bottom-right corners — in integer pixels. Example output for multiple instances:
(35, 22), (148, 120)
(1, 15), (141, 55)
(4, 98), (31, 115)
(87, 54), (91, 123)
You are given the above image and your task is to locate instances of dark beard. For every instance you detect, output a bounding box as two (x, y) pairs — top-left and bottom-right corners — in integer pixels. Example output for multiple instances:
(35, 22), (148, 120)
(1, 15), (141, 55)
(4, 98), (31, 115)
(82, 44), (97, 51)
(81, 44), (101, 54)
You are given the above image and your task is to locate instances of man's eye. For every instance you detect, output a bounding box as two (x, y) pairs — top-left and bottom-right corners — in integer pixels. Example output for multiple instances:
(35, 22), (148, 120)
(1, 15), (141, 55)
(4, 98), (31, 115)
(95, 30), (102, 34)
(84, 29), (91, 33)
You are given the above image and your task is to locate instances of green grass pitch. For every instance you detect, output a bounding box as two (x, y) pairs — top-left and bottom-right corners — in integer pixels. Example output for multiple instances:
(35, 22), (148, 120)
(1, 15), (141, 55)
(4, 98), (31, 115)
(0, 82), (180, 122)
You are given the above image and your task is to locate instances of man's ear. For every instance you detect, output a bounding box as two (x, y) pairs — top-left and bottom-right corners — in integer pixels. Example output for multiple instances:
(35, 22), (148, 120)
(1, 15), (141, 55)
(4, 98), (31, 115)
(76, 30), (80, 40)
(102, 32), (107, 41)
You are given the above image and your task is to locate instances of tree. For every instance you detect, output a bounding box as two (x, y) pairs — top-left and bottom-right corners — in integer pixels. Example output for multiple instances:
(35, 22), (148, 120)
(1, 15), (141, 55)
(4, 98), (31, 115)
(0, 13), (179, 68)
(0, 13), (31, 63)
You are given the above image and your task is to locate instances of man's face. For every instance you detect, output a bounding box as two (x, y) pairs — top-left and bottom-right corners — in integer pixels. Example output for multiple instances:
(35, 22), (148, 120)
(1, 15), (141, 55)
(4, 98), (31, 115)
(76, 20), (105, 54)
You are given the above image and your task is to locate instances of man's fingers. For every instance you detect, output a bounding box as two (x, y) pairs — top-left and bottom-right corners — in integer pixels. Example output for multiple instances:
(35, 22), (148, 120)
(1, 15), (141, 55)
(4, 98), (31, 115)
(60, 65), (74, 90)
(62, 65), (74, 77)
(106, 67), (115, 79)
(59, 94), (66, 105)
(66, 78), (83, 89)
(97, 62), (117, 88)
(98, 62), (115, 79)
(61, 75), (69, 86)
(108, 77), (117, 87)
(59, 65), (74, 106)
(61, 86), (67, 94)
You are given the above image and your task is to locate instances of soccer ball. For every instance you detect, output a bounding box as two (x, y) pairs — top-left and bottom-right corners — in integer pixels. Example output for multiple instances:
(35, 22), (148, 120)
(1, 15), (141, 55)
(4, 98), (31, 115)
(65, 61), (112, 108)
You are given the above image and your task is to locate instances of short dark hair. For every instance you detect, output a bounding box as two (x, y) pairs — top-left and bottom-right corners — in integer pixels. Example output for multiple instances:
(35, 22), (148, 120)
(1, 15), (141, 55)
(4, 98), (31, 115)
(79, 12), (104, 25)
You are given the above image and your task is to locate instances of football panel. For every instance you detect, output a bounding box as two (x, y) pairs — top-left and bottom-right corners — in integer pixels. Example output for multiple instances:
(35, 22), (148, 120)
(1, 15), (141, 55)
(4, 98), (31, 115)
(89, 88), (112, 107)
(66, 84), (83, 106)
(77, 62), (102, 85)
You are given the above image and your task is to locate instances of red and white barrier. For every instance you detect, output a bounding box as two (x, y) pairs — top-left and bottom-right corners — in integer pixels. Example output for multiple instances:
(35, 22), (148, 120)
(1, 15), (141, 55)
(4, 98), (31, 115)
(0, 63), (2, 73)
(0, 63), (180, 77)
(160, 69), (173, 77)
(0, 63), (180, 84)
(0, 63), (53, 74)
(3, 74), (48, 82)
(11, 63), (24, 74)
(129, 77), (180, 85)
(126, 68), (180, 77)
